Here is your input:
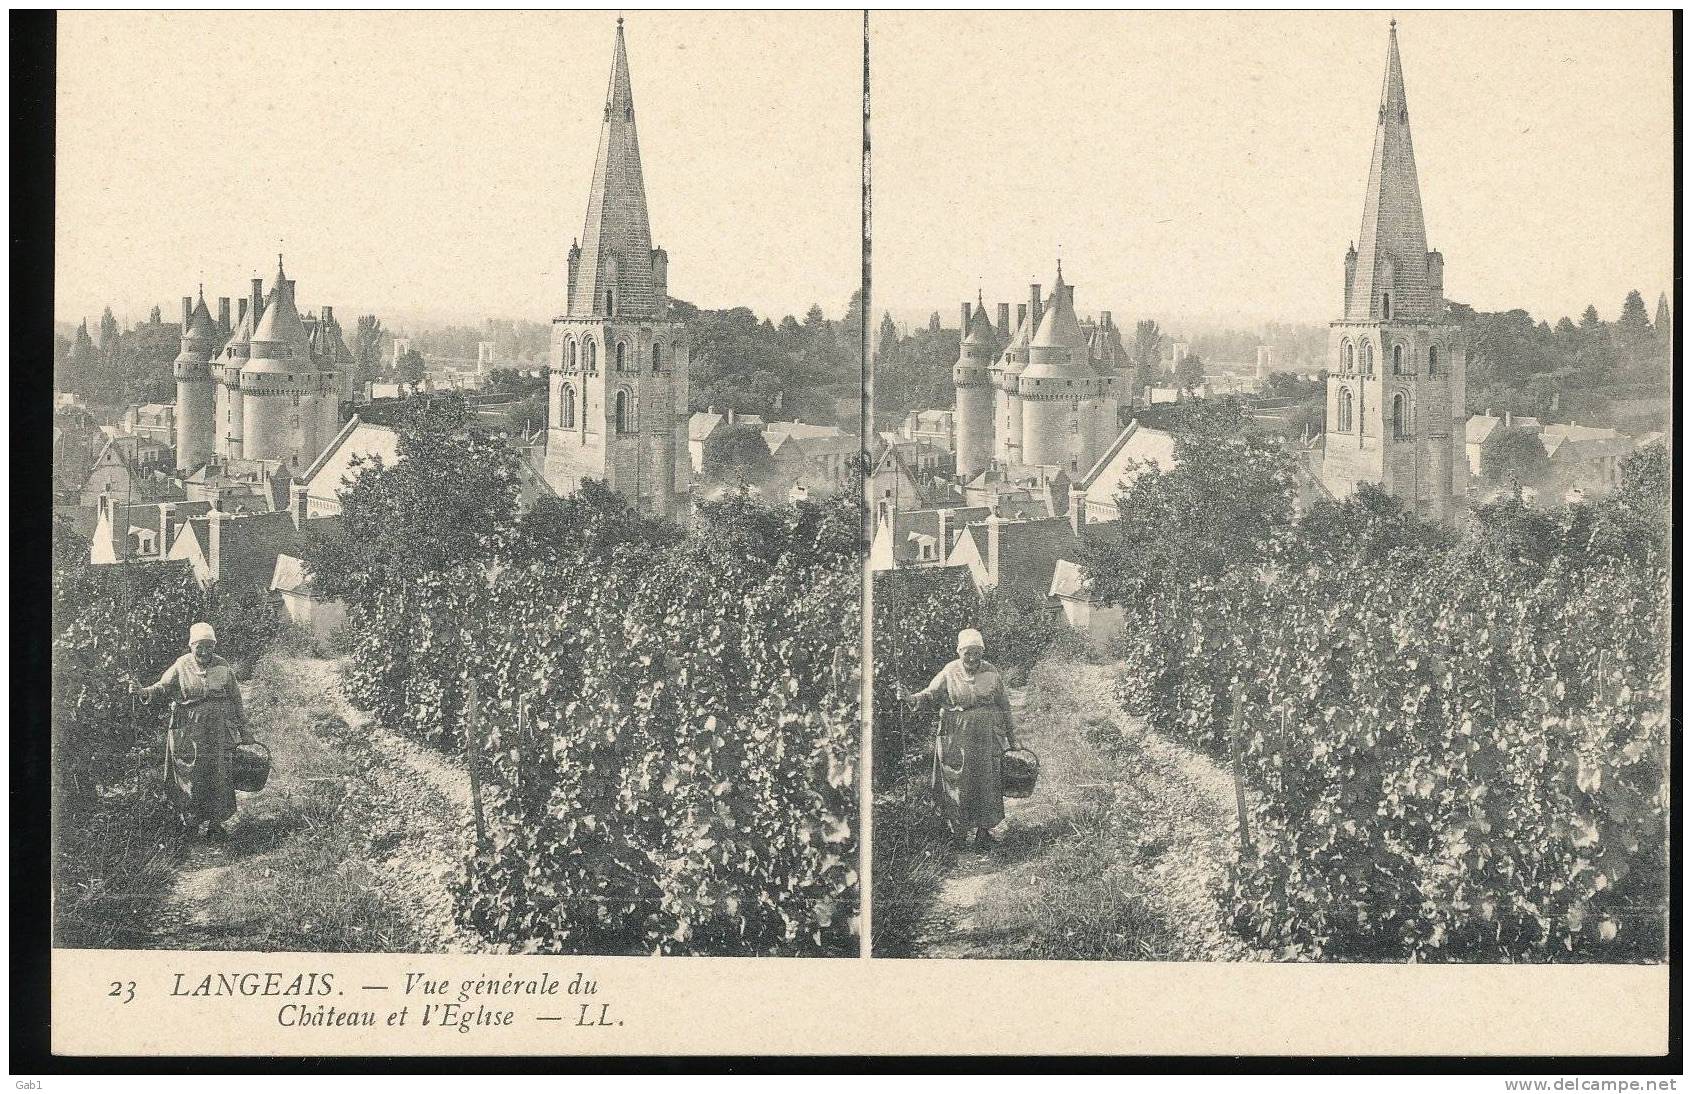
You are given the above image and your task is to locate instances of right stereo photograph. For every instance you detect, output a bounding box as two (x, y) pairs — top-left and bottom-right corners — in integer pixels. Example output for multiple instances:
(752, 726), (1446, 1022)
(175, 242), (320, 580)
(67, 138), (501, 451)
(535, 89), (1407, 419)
(868, 10), (1673, 964)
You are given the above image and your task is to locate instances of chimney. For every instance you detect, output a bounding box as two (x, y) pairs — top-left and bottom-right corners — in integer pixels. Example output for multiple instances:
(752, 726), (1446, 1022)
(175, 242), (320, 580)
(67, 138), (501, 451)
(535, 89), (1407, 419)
(996, 303), (1010, 339)
(237, 298), (249, 323)
(1505, 411), (1513, 429)
(985, 514), (1002, 587)
(291, 481), (309, 530)
(207, 507), (224, 582)
(1016, 303), (1027, 331)
(250, 277), (264, 321)
(1029, 283), (1043, 331)
(1068, 486), (1084, 535)
(936, 507), (952, 563)
(217, 296), (231, 334)
(1101, 310), (1113, 330)
(181, 296), (192, 329)
(322, 305), (334, 325)
(960, 302), (971, 332)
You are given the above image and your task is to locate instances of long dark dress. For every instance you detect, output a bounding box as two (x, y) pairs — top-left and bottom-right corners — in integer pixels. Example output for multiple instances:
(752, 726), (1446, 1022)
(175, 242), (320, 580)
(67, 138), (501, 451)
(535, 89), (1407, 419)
(912, 658), (1014, 831)
(145, 653), (248, 825)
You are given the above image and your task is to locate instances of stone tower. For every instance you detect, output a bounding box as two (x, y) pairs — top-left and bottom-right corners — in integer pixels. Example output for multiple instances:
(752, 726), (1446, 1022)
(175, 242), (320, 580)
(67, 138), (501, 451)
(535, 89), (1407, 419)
(1019, 265), (1115, 473)
(990, 282), (1041, 466)
(952, 296), (998, 482)
(544, 19), (689, 520)
(1319, 21), (1466, 525)
(173, 289), (218, 470)
(239, 257), (341, 469)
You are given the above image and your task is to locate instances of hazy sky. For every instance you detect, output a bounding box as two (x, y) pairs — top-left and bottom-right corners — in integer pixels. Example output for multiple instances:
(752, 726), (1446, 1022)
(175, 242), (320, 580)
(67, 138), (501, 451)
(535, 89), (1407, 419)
(55, 11), (861, 329)
(871, 11), (1674, 329)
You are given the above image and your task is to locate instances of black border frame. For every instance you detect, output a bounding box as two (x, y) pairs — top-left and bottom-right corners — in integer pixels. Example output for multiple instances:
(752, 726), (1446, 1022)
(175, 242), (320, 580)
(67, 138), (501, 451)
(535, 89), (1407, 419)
(9, 6), (1683, 1075)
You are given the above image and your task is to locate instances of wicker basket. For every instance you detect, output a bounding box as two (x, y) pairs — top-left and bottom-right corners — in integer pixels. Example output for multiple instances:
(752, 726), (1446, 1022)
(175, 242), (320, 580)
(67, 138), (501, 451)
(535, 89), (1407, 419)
(231, 740), (272, 793)
(1001, 747), (1040, 799)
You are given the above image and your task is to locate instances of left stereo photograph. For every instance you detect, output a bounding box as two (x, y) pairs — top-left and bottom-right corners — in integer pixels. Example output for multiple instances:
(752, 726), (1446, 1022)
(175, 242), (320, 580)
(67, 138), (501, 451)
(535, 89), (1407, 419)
(49, 10), (866, 959)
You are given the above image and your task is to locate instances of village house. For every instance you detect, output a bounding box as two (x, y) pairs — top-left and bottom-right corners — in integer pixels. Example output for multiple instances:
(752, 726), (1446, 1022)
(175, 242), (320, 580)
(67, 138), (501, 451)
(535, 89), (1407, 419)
(123, 402), (176, 447)
(897, 408), (956, 453)
(270, 550), (346, 641)
(760, 422), (859, 499)
(686, 406), (766, 474)
(961, 463), (1071, 520)
(80, 435), (178, 508)
(167, 505), (342, 593)
(88, 497), (214, 565)
(869, 443), (964, 529)
(867, 504), (990, 572)
(1071, 421), (1178, 524)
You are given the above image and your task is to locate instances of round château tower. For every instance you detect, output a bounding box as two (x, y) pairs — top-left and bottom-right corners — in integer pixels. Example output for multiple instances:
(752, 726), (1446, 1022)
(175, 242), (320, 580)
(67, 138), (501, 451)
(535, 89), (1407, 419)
(173, 289), (218, 470)
(952, 296), (997, 482)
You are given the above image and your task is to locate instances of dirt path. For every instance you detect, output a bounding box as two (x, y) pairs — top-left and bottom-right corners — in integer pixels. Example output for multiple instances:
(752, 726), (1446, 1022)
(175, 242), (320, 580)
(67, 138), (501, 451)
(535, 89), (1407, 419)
(904, 658), (1261, 961)
(132, 651), (490, 953)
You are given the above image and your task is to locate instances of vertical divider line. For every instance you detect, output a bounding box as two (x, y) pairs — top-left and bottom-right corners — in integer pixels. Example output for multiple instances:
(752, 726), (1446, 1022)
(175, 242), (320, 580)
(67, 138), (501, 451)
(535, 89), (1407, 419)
(857, 6), (875, 960)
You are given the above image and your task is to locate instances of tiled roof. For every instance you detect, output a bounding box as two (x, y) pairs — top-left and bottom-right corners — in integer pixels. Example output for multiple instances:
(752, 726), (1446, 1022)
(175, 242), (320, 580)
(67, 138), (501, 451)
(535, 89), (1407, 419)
(302, 416), (400, 502)
(569, 20), (658, 319)
(688, 411), (725, 442)
(1348, 23), (1435, 321)
(887, 506), (991, 565)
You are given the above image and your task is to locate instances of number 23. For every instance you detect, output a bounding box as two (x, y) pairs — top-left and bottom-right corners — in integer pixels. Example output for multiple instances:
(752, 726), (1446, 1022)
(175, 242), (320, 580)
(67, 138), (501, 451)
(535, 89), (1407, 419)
(108, 980), (135, 1004)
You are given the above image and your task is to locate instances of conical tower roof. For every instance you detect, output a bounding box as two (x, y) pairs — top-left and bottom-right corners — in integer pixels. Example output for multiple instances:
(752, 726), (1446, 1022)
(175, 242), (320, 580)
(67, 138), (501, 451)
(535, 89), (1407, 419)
(961, 296), (997, 351)
(186, 291), (217, 340)
(569, 19), (659, 319)
(1347, 21), (1435, 321)
(177, 290), (219, 361)
(1025, 266), (1092, 378)
(247, 256), (312, 371)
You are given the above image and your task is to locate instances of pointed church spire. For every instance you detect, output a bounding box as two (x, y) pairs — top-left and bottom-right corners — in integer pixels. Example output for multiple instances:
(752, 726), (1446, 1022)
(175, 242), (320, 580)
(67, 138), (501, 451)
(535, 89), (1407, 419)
(1346, 20), (1435, 322)
(570, 18), (658, 319)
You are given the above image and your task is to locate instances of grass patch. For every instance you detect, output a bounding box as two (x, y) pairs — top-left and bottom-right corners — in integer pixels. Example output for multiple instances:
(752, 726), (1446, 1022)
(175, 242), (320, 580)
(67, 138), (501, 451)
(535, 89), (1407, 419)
(193, 767), (426, 952)
(53, 743), (187, 948)
(967, 793), (1174, 961)
(870, 749), (957, 957)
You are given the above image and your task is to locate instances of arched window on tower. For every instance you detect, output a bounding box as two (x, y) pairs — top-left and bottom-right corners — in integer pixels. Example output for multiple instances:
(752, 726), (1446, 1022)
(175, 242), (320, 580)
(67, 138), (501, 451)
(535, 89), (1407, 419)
(1428, 346), (1439, 377)
(1382, 293), (1392, 319)
(584, 338), (597, 372)
(558, 383), (576, 429)
(1392, 343), (1403, 376)
(614, 389), (632, 434)
(1361, 341), (1375, 377)
(1392, 392), (1408, 440)
(1342, 340), (1355, 374)
(566, 337), (577, 371)
(1337, 387), (1354, 433)
(616, 342), (626, 372)
(651, 343), (662, 372)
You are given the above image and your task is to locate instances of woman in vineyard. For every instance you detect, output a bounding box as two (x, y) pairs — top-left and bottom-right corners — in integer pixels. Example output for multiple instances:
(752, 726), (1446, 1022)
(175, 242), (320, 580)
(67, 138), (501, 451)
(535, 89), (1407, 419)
(135, 623), (251, 840)
(904, 629), (1020, 848)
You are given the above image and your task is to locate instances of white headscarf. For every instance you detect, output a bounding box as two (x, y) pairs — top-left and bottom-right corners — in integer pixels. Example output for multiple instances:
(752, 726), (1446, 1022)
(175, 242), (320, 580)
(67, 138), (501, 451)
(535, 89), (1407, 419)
(956, 628), (985, 654)
(189, 622), (217, 647)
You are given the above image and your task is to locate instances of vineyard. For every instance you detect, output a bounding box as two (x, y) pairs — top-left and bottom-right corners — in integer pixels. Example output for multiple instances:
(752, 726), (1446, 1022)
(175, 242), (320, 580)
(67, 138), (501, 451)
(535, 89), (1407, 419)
(1094, 429), (1673, 962)
(310, 407), (861, 957)
(51, 519), (283, 944)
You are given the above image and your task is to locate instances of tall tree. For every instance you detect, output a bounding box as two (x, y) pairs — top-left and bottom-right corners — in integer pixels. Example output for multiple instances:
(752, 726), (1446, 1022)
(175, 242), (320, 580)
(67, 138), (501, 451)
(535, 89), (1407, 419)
(875, 312), (899, 365)
(97, 307), (119, 357)
(352, 315), (386, 384)
(396, 348), (428, 393)
(1174, 352), (1205, 393)
(1082, 398), (1295, 606)
(1132, 319), (1162, 371)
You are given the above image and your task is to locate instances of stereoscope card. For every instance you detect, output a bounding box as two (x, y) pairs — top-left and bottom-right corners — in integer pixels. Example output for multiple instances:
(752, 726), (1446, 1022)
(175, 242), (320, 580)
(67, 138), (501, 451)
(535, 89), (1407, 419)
(27, 8), (1675, 1062)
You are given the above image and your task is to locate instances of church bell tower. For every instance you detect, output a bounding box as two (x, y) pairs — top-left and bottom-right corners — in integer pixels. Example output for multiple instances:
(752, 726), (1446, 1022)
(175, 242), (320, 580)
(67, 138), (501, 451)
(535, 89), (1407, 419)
(1320, 22), (1466, 526)
(544, 18), (690, 520)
